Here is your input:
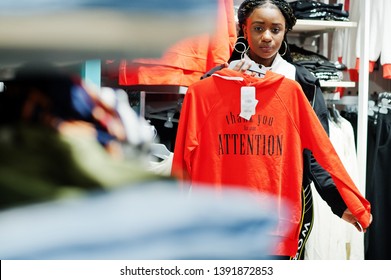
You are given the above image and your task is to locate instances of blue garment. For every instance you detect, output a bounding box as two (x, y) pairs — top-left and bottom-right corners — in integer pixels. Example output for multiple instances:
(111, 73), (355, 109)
(0, 181), (280, 260)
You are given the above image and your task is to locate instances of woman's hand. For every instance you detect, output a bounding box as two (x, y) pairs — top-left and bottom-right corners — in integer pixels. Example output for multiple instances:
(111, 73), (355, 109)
(230, 59), (252, 72)
(229, 59), (258, 76)
(342, 208), (373, 233)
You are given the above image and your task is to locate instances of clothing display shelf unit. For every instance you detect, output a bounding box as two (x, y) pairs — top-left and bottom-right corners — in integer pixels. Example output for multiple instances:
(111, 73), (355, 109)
(124, 84), (187, 124)
(291, 1), (371, 197)
(291, 19), (357, 88)
(293, 19), (357, 35)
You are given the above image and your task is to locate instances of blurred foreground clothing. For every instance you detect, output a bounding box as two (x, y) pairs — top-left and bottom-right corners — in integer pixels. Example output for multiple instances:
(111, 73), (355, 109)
(0, 182), (279, 260)
(0, 124), (159, 209)
(0, 63), (160, 209)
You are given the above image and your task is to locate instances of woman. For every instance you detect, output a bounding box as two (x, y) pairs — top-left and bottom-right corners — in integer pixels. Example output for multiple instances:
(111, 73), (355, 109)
(202, 0), (369, 259)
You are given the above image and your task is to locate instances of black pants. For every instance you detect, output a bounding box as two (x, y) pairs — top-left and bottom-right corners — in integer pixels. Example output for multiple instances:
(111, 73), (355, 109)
(365, 113), (391, 259)
(291, 183), (314, 260)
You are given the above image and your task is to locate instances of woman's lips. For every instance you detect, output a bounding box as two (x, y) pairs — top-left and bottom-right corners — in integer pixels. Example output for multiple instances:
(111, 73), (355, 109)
(260, 46), (273, 53)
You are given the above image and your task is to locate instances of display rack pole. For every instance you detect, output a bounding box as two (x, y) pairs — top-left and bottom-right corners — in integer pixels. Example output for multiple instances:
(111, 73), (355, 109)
(357, 0), (370, 192)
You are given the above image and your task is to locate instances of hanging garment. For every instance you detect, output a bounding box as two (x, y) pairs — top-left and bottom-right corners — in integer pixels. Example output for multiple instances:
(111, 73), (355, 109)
(365, 0), (391, 79)
(330, 0), (349, 64)
(119, 0), (237, 86)
(146, 143), (174, 176)
(346, 0), (391, 79)
(305, 115), (363, 259)
(171, 68), (371, 257)
(366, 112), (391, 259)
(329, 0), (360, 82)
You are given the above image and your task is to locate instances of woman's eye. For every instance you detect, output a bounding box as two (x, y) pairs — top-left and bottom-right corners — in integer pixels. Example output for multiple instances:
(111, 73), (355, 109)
(253, 26), (281, 34)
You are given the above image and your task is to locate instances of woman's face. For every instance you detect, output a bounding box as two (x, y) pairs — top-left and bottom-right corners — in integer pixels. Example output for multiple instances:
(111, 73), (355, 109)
(242, 5), (286, 67)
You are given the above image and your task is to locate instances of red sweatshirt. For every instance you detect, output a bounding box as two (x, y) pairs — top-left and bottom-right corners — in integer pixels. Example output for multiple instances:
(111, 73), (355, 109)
(172, 68), (371, 257)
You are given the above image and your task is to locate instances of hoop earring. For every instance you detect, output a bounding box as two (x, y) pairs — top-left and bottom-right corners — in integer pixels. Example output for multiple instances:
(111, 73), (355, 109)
(234, 36), (250, 59)
(280, 41), (288, 56)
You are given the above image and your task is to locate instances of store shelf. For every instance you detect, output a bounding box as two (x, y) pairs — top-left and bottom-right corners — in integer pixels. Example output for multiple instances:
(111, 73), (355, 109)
(320, 80), (356, 88)
(290, 19), (357, 90)
(292, 19), (357, 35)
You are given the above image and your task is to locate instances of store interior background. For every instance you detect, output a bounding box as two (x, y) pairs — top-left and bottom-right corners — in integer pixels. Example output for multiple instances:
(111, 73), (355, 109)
(0, 0), (390, 260)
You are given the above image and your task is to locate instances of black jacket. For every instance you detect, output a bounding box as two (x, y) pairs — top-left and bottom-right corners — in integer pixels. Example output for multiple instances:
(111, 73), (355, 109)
(294, 63), (347, 217)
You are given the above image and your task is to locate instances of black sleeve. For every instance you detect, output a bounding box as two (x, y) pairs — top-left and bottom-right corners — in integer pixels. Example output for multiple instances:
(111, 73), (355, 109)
(312, 84), (330, 136)
(306, 150), (347, 218)
(297, 68), (347, 218)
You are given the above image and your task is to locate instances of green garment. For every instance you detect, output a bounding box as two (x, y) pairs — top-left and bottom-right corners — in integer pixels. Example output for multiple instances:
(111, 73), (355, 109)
(0, 124), (163, 209)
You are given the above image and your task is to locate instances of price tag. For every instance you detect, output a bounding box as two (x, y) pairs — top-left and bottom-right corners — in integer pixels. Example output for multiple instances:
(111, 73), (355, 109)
(240, 86), (258, 120)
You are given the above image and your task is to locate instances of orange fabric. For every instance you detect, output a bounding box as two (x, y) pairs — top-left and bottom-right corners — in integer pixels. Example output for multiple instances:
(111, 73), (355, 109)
(369, 61), (376, 72)
(354, 57), (359, 71)
(172, 68), (371, 256)
(383, 64), (391, 79)
(119, 0), (237, 86)
(118, 62), (205, 86)
(348, 68), (359, 83)
(354, 58), (391, 79)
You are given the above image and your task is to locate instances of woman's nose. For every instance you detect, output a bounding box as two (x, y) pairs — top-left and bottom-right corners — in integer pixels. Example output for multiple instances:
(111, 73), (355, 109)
(261, 30), (272, 41)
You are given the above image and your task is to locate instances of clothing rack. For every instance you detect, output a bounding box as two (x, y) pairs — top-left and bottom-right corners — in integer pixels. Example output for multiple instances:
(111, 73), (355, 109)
(369, 92), (391, 115)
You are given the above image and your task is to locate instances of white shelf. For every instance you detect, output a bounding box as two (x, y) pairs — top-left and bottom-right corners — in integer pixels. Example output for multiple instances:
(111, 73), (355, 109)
(292, 19), (357, 33)
(291, 20), (357, 89)
(320, 80), (356, 88)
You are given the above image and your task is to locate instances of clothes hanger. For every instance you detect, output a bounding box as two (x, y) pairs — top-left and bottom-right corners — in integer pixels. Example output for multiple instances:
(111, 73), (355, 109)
(145, 111), (179, 127)
(378, 98), (391, 114)
(228, 59), (267, 77)
(368, 100), (378, 117)
(332, 103), (341, 120)
(327, 103), (340, 123)
(150, 143), (172, 160)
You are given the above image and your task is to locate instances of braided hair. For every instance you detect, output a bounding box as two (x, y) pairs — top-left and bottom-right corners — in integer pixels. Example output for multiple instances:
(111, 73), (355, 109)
(238, 0), (296, 35)
(230, 0), (296, 62)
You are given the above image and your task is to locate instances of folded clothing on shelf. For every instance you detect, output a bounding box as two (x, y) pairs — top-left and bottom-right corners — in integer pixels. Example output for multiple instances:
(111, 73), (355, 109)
(289, 0), (349, 21)
(289, 44), (344, 82)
